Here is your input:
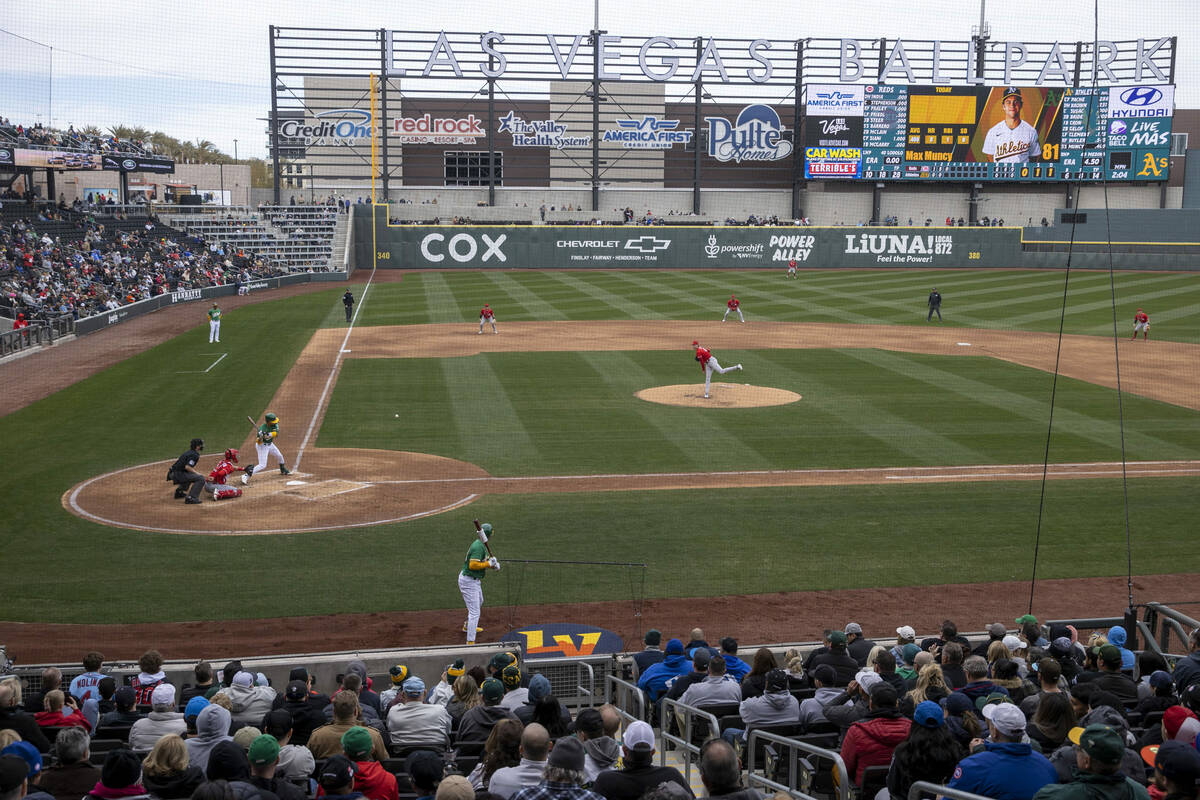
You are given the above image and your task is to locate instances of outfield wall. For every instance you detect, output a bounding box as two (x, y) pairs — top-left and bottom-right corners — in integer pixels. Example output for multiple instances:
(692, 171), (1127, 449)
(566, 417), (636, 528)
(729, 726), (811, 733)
(357, 215), (1023, 271)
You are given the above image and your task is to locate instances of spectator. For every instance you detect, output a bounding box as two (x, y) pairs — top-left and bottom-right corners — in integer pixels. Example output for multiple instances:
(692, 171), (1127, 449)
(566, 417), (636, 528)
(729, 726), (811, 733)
(993, 659), (1038, 706)
(1, 741), (53, 800)
(1027, 693), (1077, 752)
(808, 632), (860, 686)
(129, 684), (185, 751)
(739, 648), (778, 700)
(488, 723), (550, 800)
(530, 696), (570, 740)
(246, 734), (304, 800)
(921, 621), (972, 662)
(593, 721), (691, 800)
(425, 661), (462, 709)
(98, 687), (143, 730)
(696, 738), (761, 800)
(35, 726), (97, 798)
(186, 704), (234, 773)
(956, 656), (1008, 705)
(1083, 646), (1139, 706)
(1145, 741), (1200, 800)
(1132, 672), (1177, 718)
(575, 709), (619, 784)
(632, 632), (665, 678)
(203, 740), (261, 799)
(260, 709), (314, 782)
(32, 691), (89, 732)
(406, 751), (442, 800)
(798, 666), (845, 728)
(717, 639), (750, 684)
(131, 651), (167, 706)
(665, 649), (714, 703)
(940, 643), (968, 689)
(900, 663), (950, 718)
(23, 669), (61, 714)
(1020, 658), (1065, 718)
(942, 692), (983, 749)
(824, 670), (883, 734)
(1171, 629), (1200, 693)
(840, 683), (911, 786)
(227, 672), (276, 728)
(467, 718), (522, 791)
(387, 678), (452, 752)
(455, 679), (513, 744)
(447, 676), (482, 728)
(84, 749), (150, 800)
(975, 623), (1010, 658)
(947, 702), (1057, 800)
(1003, 635), (1031, 677)
(845, 623), (877, 667)
(139, 734), (204, 799)
(68, 653), (106, 704)
(510, 737), (603, 800)
(515, 676), (567, 731)
(874, 651), (905, 694)
(1034, 724), (1150, 800)
(435, 776), (472, 800)
(338, 728), (397, 800)
(316, 754), (362, 800)
(181, 663), (216, 707)
(885, 702), (964, 800)
(274, 681), (324, 746)
(323, 675), (382, 729)
(310, 691), (387, 762)
(637, 639), (690, 703)
(896, 645), (921, 684)
(500, 667), (529, 711)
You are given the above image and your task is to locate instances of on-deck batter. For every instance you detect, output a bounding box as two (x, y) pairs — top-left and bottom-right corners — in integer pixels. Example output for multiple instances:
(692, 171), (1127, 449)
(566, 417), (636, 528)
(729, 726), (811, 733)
(693, 339), (743, 399)
(207, 303), (222, 343)
(242, 412), (290, 484)
(459, 521), (501, 645)
(479, 303), (497, 334)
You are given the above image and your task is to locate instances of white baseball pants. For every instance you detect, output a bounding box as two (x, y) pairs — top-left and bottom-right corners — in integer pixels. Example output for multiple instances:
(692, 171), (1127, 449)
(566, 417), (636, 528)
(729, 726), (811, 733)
(209, 320), (221, 342)
(722, 307), (744, 322)
(458, 573), (483, 642)
(254, 441), (286, 470)
(705, 357), (739, 396)
(480, 316), (497, 333)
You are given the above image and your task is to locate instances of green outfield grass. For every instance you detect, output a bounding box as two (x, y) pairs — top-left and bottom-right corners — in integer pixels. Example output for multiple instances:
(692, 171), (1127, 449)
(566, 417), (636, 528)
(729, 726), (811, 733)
(1, 269), (1198, 624)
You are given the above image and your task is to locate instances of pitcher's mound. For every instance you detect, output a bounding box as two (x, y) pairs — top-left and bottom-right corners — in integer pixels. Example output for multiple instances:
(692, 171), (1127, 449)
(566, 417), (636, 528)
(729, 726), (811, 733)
(636, 384), (802, 408)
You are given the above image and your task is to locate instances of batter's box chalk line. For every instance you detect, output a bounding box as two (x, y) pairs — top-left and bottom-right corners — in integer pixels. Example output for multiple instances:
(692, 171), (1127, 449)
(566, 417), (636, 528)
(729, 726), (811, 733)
(956, 342), (972, 346)
(280, 478), (372, 502)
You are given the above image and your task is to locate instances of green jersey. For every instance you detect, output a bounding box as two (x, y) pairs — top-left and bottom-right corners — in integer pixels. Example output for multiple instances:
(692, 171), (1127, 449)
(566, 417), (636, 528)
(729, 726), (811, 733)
(208, 307), (221, 322)
(461, 539), (488, 579)
(258, 421), (279, 443)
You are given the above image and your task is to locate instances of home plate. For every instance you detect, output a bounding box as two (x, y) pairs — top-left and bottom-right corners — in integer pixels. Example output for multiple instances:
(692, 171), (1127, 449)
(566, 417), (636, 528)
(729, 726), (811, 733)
(285, 480), (308, 486)
(956, 342), (971, 346)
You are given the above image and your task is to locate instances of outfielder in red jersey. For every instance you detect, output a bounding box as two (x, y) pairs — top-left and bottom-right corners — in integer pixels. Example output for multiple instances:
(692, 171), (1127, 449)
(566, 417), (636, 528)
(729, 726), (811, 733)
(205, 448), (244, 500)
(1132, 308), (1149, 340)
(787, 259), (797, 278)
(479, 303), (497, 334)
(692, 339), (743, 399)
(722, 294), (745, 323)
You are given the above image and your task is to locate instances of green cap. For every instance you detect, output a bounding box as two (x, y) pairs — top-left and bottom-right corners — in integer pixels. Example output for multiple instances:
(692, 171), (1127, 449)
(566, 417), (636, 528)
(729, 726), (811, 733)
(1096, 644), (1122, 666)
(1078, 724), (1125, 765)
(829, 631), (848, 646)
(1014, 614), (1038, 625)
(481, 678), (505, 704)
(248, 734), (281, 766)
(340, 726), (373, 759)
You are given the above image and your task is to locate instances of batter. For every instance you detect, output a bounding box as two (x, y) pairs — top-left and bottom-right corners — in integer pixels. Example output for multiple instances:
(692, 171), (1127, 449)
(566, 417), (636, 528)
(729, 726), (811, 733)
(459, 521), (501, 644)
(693, 339), (743, 399)
(242, 412), (290, 484)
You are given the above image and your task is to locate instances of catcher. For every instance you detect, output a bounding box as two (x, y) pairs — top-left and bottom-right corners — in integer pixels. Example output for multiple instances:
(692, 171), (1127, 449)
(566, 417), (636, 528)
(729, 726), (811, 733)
(242, 412), (290, 484)
(205, 448), (244, 500)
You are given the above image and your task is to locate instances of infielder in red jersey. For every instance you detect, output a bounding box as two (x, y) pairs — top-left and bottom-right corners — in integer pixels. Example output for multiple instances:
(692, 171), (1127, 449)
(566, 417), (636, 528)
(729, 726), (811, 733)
(1132, 308), (1150, 340)
(722, 294), (745, 323)
(692, 339), (743, 399)
(205, 448), (244, 500)
(479, 303), (497, 334)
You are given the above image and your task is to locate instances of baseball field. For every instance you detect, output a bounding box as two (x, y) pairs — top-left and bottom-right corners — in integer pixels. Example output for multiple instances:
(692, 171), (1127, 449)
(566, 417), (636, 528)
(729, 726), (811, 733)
(3, 265), (1200, 659)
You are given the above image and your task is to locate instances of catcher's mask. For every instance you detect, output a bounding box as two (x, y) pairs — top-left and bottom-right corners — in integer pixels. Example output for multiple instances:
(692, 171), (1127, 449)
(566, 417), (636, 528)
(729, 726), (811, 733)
(265, 413), (278, 423)
(225, 448), (239, 463)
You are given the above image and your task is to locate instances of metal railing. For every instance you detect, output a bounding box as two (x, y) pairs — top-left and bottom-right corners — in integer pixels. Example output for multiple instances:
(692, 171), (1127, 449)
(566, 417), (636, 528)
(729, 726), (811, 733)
(499, 655), (601, 710)
(909, 781), (993, 800)
(1140, 602), (1200, 660)
(1, 324), (53, 356)
(658, 697), (721, 784)
(603, 674), (645, 725)
(745, 729), (849, 800)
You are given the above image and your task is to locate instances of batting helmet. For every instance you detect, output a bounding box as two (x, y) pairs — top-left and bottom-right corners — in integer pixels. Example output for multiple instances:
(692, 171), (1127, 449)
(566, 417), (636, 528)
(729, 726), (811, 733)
(224, 448), (239, 463)
(265, 413), (278, 423)
(481, 523), (493, 535)
(190, 438), (205, 451)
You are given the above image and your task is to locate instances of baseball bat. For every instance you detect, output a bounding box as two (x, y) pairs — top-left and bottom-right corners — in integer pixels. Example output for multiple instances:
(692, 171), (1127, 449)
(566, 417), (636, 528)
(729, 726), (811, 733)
(472, 518), (495, 558)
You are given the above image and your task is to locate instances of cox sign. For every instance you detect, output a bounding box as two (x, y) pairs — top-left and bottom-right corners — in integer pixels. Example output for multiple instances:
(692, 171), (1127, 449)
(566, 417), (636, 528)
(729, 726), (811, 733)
(420, 232), (508, 263)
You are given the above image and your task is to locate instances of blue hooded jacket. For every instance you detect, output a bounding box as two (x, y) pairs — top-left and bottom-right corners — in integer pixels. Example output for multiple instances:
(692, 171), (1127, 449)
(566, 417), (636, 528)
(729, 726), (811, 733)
(637, 638), (691, 701)
(1106, 626), (1136, 671)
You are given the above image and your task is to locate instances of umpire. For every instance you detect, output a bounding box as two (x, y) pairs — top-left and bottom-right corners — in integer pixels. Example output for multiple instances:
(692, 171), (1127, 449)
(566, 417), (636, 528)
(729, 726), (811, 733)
(168, 438), (206, 504)
(927, 288), (943, 322)
(342, 289), (354, 323)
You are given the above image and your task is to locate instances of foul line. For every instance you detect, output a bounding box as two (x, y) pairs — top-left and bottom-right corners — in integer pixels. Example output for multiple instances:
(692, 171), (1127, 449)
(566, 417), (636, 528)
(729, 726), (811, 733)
(293, 261), (377, 472)
(175, 352), (227, 374)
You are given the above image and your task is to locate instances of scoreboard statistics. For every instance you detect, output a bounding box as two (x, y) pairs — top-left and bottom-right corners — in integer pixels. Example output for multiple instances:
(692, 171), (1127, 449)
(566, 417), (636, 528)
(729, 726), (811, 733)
(803, 83), (1175, 182)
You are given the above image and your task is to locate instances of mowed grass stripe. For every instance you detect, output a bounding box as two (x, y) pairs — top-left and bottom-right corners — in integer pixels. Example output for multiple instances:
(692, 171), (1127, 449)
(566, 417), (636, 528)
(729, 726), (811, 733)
(537, 271), (665, 318)
(842, 349), (1199, 461)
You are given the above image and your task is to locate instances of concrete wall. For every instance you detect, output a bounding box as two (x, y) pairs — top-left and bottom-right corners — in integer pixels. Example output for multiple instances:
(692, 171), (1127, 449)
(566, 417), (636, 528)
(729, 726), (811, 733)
(35, 163), (251, 205)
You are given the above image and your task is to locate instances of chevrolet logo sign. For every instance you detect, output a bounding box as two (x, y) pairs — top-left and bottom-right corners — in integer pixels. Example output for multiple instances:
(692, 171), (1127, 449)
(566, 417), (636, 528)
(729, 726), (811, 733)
(624, 236), (671, 253)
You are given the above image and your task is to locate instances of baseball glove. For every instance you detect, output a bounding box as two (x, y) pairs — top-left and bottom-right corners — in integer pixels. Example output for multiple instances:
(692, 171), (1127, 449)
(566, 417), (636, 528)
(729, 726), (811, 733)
(695, 355), (701, 362)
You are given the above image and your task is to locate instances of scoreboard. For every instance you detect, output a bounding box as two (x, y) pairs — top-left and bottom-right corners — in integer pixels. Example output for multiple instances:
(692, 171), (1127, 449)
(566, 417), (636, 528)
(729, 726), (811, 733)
(803, 83), (1175, 182)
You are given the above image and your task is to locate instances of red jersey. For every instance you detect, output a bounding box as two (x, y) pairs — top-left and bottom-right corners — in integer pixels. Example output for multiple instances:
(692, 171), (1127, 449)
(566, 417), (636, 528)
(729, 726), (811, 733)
(208, 459), (237, 485)
(481, 306), (494, 319)
(727, 297), (739, 309)
(1134, 311), (1149, 324)
(695, 345), (712, 370)
(13, 318), (28, 330)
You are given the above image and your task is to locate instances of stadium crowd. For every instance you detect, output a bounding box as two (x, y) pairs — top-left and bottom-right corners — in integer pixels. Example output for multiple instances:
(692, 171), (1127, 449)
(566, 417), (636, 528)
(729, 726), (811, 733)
(0, 203), (284, 323)
(0, 119), (158, 156)
(1, 619), (1199, 800)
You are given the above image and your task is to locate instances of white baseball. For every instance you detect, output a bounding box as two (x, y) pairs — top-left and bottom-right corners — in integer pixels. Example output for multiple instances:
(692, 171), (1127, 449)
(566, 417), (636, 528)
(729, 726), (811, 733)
(394, 413), (399, 418)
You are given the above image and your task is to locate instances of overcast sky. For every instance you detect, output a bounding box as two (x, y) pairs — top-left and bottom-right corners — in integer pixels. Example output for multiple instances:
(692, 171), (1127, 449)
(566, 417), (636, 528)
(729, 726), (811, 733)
(0, 0), (1194, 159)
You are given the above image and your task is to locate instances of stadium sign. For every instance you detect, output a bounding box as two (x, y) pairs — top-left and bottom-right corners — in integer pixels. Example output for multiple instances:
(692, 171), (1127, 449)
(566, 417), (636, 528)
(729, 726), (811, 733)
(703, 234), (767, 261)
(602, 117), (693, 149)
(844, 233), (954, 264)
(706, 105), (793, 163)
(504, 623), (624, 659)
(170, 289), (203, 303)
(0, 148), (12, 166)
(278, 109), (372, 145)
(385, 31), (1172, 87)
(101, 154), (175, 174)
(393, 113), (485, 144)
(1107, 85), (1174, 118)
(497, 111), (590, 148)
